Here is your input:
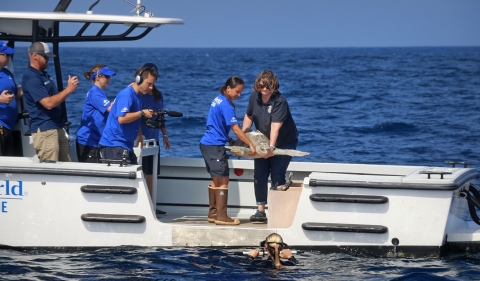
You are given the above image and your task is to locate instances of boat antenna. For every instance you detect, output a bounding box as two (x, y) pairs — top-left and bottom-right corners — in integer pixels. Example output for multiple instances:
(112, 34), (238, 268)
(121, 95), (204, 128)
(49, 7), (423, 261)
(124, 0), (153, 17)
(87, 0), (100, 14)
(53, 0), (72, 12)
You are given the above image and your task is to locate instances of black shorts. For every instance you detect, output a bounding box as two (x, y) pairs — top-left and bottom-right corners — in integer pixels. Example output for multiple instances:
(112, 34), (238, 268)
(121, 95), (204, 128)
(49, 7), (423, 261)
(76, 141), (100, 163)
(199, 143), (229, 178)
(142, 154), (160, 175)
(99, 146), (138, 165)
(0, 125), (13, 157)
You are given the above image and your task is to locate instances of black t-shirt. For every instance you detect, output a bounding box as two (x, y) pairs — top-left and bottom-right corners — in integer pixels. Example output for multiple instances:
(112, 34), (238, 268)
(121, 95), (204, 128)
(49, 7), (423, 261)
(245, 91), (298, 147)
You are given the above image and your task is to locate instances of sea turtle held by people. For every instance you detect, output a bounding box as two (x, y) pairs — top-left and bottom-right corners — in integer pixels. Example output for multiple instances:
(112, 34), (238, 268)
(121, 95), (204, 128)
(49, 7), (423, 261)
(225, 130), (309, 158)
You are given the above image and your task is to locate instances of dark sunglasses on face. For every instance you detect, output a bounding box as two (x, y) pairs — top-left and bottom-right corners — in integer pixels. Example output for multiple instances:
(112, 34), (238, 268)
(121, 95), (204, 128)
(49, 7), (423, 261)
(99, 74), (111, 79)
(37, 53), (49, 60)
(259, 84), (270, 90)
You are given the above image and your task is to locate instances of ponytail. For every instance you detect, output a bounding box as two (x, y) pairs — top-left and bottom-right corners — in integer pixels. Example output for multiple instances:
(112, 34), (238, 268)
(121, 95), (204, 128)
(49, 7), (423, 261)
(264, 233), (285, 269)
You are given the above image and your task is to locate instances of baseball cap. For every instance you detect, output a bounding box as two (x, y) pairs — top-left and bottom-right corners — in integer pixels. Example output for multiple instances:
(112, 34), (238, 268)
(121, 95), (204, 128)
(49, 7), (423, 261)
(28, 42), (56, 58)
(91, 66), (116, 80)
(0, 41), (15, 55)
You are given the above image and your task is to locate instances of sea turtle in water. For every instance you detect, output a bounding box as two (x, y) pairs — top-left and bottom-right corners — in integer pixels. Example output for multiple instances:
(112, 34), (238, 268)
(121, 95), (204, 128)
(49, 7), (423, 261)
(225, 130), (309, 158)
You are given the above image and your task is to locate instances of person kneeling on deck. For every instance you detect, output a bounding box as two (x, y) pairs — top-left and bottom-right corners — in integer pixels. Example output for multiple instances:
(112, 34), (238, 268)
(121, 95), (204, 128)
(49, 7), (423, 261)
(99, 63), (157, 164)
(246, 233), (298, 269)
(200, 76), (256, 225)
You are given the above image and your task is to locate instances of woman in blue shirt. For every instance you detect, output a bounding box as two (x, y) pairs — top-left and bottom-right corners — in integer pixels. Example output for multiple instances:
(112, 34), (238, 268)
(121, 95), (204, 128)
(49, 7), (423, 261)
(200, 76), (256, 225)
(75, 64), (116, 162)
(139, 85), (170, 215)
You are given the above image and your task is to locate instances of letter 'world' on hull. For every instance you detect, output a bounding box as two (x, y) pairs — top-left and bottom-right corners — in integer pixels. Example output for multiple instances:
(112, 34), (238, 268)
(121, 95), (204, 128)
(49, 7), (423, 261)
(225, 130), (309, 158)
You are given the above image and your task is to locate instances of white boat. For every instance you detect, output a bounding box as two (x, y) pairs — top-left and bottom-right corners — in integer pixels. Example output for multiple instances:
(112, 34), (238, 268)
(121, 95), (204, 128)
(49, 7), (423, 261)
(1, 0), (480, 258)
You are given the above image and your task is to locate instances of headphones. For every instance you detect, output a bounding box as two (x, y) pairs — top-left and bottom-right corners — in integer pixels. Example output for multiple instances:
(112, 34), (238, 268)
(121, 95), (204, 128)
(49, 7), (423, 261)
(135, 63), (158, 85)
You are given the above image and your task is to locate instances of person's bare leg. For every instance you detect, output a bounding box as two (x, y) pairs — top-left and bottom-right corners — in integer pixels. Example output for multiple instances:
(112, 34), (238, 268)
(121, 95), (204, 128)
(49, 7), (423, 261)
(258, 204), (265, 212)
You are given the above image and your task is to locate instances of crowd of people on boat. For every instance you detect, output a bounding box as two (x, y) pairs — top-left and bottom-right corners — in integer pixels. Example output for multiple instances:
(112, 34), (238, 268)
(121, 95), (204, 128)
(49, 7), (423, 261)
(0, 41), (299, 225)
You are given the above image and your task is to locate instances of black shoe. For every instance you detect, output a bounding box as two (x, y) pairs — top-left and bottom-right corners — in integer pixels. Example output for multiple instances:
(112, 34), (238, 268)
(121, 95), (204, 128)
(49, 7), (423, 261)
(156, 209), (166, 215)
(250, 210), (267, 222)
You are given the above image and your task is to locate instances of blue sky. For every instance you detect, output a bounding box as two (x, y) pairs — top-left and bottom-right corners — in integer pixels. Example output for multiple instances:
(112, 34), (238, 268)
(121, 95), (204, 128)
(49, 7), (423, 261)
(3, 0), (480, 48)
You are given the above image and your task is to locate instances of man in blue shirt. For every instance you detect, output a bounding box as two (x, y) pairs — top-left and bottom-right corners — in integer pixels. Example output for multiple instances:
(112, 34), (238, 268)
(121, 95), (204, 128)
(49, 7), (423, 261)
(99, 63), (158, 164)
(0, 42), (18, 156)
(22, 42), (79, 162)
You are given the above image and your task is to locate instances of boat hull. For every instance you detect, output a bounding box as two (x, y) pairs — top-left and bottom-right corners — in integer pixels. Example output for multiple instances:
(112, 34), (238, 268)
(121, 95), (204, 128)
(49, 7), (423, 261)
(2, 156), (479, 258)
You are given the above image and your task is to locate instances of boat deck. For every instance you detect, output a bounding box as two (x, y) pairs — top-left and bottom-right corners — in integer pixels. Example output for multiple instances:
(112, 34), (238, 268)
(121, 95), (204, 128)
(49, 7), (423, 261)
(155, 207), (270, 229)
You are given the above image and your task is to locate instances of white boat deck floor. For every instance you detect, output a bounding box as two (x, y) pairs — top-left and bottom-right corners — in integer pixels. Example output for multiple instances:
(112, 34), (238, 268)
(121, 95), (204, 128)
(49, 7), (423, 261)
(155, 208), (269, 229)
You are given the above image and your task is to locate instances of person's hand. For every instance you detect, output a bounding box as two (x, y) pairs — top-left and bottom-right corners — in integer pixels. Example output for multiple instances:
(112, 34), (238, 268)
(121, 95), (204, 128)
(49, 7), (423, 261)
(67, 75), (79, 92)
(248, 144), (256, 157)
(0, 90), (14, 104)
(143, 109), (154, 119)
(163, 136), (171, 150)
(279, 249), (293, 259)
(248, 249), (259, 259)
(263, 147), (275, 158)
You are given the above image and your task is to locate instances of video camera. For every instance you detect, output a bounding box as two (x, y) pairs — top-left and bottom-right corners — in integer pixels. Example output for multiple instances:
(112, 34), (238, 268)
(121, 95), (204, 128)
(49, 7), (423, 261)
(144, 109), (183, 129)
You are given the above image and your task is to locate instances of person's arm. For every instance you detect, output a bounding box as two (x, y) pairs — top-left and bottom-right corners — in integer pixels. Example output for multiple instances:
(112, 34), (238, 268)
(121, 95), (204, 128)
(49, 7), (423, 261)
(242, 114), (253, 133)
(38, 75), (78, 110)
(106, 101), (114, 112)
(16, 86), (23, 99)
(231, 124), (256, 156)
(118, 109), (153, 124)
(161, 126), (170, 150)
(136, 127), (144, 148)
(280, 249), (298, 265)
(264, 122), (283, 158)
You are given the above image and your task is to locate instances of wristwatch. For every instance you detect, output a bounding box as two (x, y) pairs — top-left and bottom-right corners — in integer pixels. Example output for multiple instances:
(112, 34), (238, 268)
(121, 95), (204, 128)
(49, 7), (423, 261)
(140, 110), (145, 117)
(270, 144), (276, 150)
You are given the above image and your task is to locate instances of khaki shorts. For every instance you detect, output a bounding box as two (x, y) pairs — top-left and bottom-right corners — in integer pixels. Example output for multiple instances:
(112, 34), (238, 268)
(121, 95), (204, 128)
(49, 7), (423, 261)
(32, 128), (71, 162)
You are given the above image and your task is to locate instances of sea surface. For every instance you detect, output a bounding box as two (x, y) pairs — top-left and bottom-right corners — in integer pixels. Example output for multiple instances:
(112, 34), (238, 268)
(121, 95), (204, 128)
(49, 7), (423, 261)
(3, 47), (480, 280)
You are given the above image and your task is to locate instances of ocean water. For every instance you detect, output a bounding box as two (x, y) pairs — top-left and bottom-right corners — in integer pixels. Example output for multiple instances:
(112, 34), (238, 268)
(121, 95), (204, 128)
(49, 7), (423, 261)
(3, 47), (480, 280)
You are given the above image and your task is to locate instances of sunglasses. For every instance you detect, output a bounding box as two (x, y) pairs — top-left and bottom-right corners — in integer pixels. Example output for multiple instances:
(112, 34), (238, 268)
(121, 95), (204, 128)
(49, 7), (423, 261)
(37, 53), (49, 60)
(259, 84), (270, 90)
(99, 74), (111, 79)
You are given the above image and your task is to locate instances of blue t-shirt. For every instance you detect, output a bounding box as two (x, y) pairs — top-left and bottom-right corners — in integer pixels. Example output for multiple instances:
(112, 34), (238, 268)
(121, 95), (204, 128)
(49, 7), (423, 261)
(76, 85), (111, 147)
(139, 93), (164, 143)
(22, 66), (63, 132)
(0, 67), (18, 130)
(99, 85), (142, 151)
(200, 94), (238, 145)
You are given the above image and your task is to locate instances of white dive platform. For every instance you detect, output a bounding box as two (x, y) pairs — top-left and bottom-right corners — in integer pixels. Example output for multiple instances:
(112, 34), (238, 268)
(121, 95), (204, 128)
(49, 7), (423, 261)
(1, 0), (480, 257)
